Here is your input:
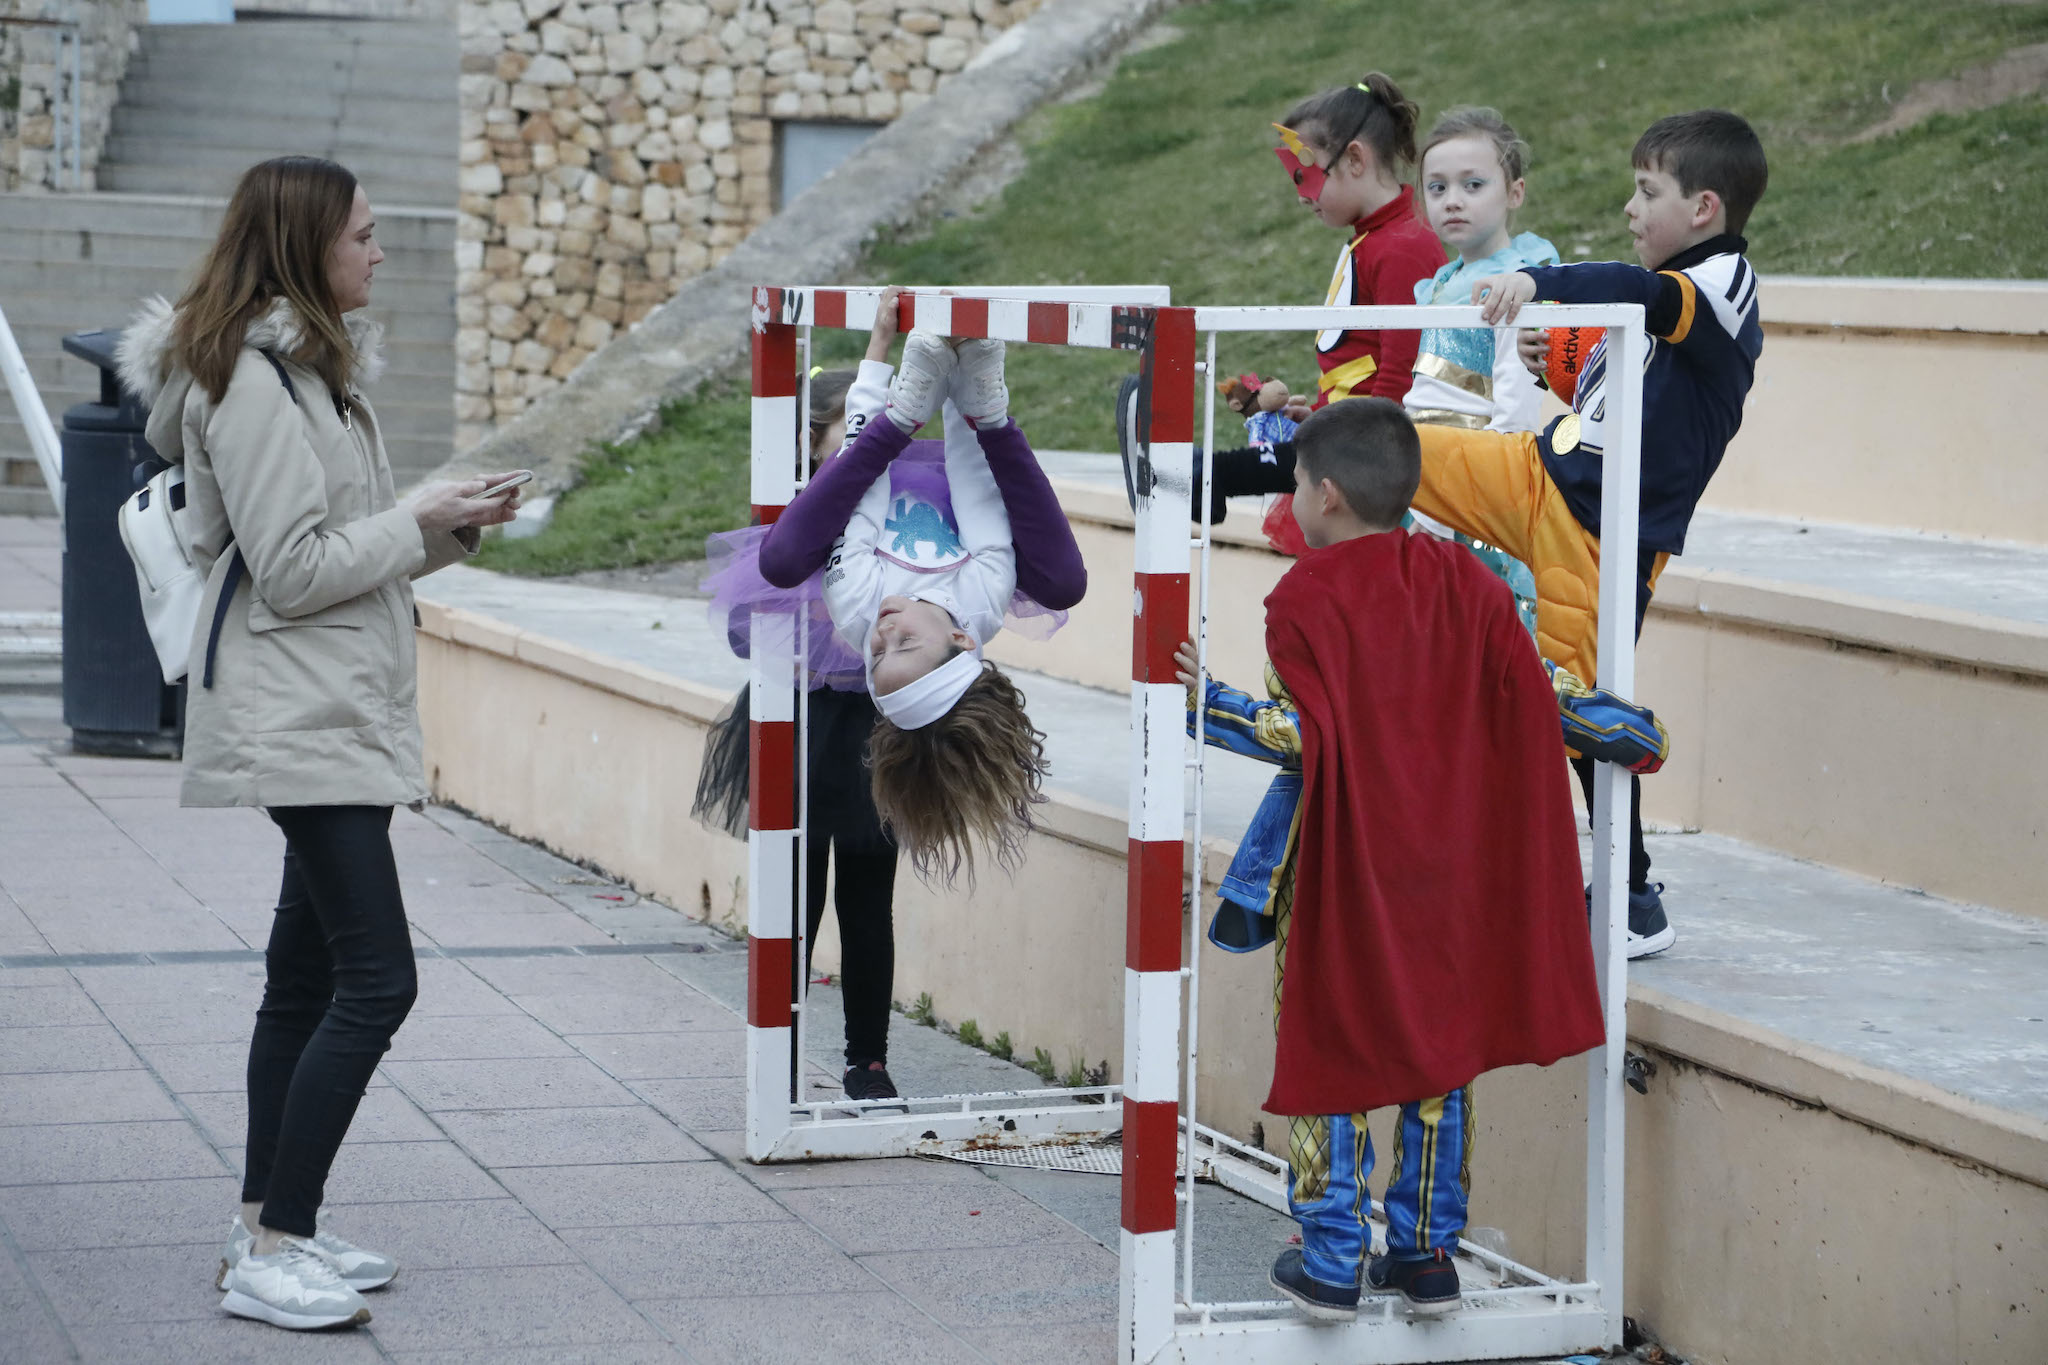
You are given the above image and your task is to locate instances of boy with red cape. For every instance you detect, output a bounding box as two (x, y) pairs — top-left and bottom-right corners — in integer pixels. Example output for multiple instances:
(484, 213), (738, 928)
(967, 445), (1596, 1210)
(1179, 398), (1605, 1321)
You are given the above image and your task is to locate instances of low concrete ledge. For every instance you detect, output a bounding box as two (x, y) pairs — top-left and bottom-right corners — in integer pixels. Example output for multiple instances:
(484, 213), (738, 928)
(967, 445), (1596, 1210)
(1630, 985), (2048, 1192)
(1762, 275), (2048, 336)
(1652, 565), (2048, 682)
(418, 599), (728, 724)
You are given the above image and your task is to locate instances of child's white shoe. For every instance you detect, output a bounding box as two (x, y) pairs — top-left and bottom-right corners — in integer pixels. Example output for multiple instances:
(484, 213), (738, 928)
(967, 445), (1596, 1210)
(950, 336), (1008, 429)
(886, 330), (955, 433)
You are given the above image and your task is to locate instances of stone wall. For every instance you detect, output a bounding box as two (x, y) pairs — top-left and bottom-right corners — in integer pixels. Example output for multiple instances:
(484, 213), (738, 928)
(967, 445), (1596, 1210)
(0, 1), (147, 193)
(455, 0), (1042, 449)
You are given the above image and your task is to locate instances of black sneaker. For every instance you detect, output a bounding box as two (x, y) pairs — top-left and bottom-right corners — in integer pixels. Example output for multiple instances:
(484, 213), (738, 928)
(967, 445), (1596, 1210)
(1365, 1249), (1461, 1315)
(1627, 881), (1675, 958)
(1269, 1247), (1359, 1322)
(842, 1061), (899, 1102)
(1585, 882), (1678, 960)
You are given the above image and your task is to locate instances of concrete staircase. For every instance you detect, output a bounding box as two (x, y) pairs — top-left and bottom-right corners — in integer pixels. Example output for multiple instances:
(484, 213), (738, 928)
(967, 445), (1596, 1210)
(100, 17), (458, 206)
(0, 16), (456, 515)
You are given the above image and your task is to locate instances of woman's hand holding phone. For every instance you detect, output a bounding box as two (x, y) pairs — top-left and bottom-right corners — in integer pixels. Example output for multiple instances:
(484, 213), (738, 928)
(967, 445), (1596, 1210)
(406, 471), (526, 533)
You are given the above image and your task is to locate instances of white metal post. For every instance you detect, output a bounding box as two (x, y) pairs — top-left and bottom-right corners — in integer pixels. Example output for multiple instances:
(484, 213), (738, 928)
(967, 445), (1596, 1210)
(1586, 308), (1645, 1349)
(1120, 305), (1197, 1365)
(1179, 328), (1221, 1307)
(743, 295), (801, 1161)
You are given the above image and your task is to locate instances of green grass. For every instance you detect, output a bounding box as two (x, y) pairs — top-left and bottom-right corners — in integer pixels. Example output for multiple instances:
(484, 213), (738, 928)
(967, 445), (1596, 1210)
(483, 0), (2048, 575)
(475, 374), (752, 574)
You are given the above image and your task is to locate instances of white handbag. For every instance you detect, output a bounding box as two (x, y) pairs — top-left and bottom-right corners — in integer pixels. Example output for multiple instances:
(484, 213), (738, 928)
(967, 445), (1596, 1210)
(116, 348), (293, 686)
(117, 462), (205, 684)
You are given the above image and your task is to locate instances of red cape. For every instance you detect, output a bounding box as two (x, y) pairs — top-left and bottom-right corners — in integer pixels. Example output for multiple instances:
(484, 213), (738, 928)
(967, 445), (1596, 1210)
(1263, 530), (1604, 1116)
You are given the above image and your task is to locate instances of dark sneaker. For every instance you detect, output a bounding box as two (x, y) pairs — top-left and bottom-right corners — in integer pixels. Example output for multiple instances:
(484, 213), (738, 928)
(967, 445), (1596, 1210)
(1365, 1249), (1461, 1315)
(1114, 373), (1145, 511)
(1585, 882), (1678, 960)
(1270, 1247), (1359, 1322)
(843, 1061), (900, 1102)
(1626, 882), (1675, 958)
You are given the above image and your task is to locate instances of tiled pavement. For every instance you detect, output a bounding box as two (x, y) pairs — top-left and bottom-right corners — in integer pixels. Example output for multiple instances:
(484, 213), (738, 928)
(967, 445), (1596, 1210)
(0, 513), (1173, 1364)
(0, 722), (1176, 1363)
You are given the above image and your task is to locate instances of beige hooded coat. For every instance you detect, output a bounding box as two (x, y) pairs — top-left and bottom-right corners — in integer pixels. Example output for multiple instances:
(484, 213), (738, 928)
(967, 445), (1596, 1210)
(117, 298), (474, 809)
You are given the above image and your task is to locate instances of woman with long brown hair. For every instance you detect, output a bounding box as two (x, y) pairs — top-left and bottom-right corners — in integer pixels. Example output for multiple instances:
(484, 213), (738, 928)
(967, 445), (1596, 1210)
(118, 156), (521, 1331)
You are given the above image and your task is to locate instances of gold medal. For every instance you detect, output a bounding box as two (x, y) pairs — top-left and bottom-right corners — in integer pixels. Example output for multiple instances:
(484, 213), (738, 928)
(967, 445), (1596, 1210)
(1551, 413), (1581, 454)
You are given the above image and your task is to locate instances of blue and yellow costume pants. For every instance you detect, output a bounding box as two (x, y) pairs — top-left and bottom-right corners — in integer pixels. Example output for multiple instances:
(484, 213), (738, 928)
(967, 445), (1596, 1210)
(1287, 1094), (1475, 1287)
(1273, 866), (1475, 1288)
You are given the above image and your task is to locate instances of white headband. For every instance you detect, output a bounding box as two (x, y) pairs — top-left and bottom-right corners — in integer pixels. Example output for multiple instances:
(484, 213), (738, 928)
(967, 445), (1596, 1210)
(871, 648), (984, 730)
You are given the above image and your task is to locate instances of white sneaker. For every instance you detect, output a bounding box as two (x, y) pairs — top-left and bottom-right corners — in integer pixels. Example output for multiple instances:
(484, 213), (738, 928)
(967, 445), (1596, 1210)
(220, 1238), (371, 1330)
(885, 329), (955, 433)
(218, 1213), (397, 1291)
(949, 336), (1008, 429)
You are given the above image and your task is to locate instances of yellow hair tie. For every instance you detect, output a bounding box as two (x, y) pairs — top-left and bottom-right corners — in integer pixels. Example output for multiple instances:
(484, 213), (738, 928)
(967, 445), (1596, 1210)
(809, 365), (824, 378)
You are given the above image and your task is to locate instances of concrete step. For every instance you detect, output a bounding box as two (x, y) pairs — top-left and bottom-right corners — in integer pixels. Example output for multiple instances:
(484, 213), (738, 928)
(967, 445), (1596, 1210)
(0, 227), (452, 274)
(117, 69), (456, 109)
(0, 192), (455, 251)
(107, 107), (457, 155)
(125, 36), (455, 72)
(99, 163), (454, 208)
(0, 298), (455, 345)
(136, 17), (453, 53)
(0, 485), (58, 516)
(98, 143), (455, 192)
(0, 259), (452, 304)
(0, 417), (450, 494)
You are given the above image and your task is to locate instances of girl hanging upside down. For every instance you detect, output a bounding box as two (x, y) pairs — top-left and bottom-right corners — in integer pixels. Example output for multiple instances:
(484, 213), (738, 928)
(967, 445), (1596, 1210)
(745, 316), (1087, 881)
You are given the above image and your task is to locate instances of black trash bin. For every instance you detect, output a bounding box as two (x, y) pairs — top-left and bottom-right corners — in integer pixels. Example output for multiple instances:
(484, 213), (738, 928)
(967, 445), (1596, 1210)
(60, 328), (183, 758)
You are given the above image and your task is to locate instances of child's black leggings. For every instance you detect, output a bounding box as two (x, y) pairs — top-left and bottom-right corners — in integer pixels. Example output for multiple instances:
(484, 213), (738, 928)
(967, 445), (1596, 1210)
(805, 837), (898, 1068)
(1569, 758), (1652, 892)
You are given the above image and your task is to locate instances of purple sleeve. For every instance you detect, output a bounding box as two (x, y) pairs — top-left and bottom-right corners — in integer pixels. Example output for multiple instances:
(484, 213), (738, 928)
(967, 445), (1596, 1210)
(757, 418), (913, 589)
(978, 420), (1087, 611)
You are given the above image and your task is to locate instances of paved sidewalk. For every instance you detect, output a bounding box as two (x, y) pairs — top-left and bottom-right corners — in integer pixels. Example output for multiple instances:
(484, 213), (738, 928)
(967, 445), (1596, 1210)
(0, 714), (1183, 1362)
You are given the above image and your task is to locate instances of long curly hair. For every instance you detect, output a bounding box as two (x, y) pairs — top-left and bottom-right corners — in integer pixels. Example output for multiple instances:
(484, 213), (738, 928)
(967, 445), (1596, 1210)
(867, 664), (1048, 883)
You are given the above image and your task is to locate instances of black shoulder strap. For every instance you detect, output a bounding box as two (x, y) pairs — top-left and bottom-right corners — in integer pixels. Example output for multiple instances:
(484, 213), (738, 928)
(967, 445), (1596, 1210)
(202, 352), (298, 690)
(258, 348), (299, 405)
(201, 550), (245, 690)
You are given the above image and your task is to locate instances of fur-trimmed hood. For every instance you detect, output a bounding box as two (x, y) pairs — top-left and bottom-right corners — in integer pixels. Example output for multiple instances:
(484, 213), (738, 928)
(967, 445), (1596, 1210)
(117, 295), (386, 460)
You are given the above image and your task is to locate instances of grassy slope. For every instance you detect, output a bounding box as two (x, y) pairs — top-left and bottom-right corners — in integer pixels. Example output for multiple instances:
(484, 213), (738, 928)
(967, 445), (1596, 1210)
(481, 0), (2048, 574)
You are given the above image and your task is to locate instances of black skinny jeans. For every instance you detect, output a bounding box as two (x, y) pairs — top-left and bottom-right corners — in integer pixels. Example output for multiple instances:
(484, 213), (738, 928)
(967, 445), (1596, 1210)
(1204, 441), (1656, 889)
(243, 805), (417, 1237)
(805, 836), (897, 1068)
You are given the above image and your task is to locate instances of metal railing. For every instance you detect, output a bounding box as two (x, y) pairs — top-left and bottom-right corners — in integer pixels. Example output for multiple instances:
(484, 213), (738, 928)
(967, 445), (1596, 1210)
(0, 302), (65, 524)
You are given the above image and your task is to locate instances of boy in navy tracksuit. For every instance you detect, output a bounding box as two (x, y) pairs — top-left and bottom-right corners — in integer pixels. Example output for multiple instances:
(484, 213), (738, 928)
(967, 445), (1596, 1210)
(1429, 109), (1770, 957)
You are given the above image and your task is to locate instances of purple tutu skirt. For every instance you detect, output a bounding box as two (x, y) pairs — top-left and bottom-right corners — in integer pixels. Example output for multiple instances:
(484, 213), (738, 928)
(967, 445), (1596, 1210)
(703, 443), (1068, 692)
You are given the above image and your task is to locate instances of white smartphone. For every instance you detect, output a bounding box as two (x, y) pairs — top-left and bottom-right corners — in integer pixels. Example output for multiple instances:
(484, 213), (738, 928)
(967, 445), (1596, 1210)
(478, 470), (533, 500)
